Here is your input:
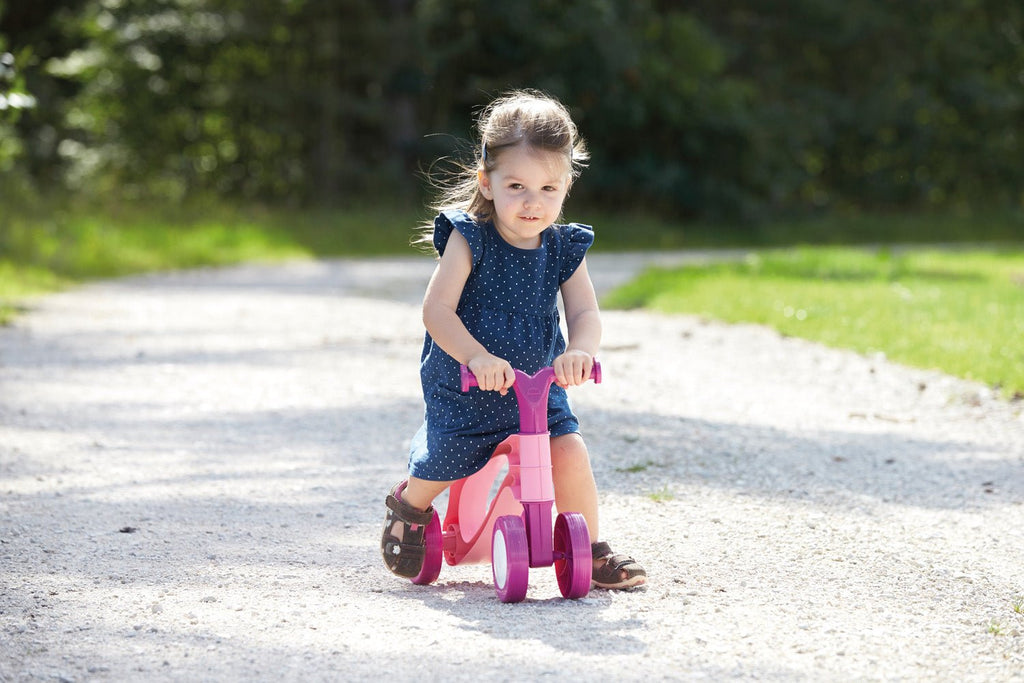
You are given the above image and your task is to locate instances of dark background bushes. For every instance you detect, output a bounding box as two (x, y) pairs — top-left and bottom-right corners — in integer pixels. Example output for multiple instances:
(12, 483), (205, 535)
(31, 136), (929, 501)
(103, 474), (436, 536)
(2, 0), (1022, 222)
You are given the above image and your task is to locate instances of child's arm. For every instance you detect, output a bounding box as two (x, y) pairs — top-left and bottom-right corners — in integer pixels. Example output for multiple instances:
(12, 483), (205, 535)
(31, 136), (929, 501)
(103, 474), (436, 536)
(555, 257), (602, 387)
(422, 230), (516, 394)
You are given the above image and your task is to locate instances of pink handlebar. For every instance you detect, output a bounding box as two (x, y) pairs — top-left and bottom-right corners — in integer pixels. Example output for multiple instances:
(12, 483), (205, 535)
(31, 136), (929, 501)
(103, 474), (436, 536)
(461, 361), (601, 435)
(460, 361), (602, 393)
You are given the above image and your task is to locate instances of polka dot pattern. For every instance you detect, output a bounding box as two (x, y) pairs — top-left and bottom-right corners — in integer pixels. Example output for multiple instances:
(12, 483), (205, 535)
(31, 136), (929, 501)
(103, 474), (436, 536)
(408, 210), (595, 481)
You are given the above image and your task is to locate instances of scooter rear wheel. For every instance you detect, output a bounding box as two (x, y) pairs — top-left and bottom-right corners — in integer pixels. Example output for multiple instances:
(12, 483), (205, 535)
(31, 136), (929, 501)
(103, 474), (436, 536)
(411, 509), (442, 585)
(492, 515), (529, 603)
(554, 512), (591, 599)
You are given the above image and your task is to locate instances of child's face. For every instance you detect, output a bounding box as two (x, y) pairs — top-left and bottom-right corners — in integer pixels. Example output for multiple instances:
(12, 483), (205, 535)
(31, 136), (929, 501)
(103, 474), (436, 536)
(478, 144), (571, 249)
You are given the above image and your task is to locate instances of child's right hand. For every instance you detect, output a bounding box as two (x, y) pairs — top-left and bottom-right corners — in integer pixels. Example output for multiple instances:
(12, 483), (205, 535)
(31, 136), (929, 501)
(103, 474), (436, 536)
(467, 354), (516, 396)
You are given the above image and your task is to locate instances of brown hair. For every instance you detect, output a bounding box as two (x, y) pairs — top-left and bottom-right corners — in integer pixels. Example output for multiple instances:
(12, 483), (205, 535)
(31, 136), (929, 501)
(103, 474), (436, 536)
(417, 90), (588, 251)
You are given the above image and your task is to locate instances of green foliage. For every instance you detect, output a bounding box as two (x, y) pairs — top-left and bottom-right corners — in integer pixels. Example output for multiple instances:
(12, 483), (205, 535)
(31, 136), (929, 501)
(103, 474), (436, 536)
(0, 199), (428, 323)
(3, 1), (1024, 219)
(0, 261), (64, 324)
(688, 0), (1024, 213)
(0, 29), (33, 176)
(589, 208), (1024, 250)
(605, 245), (1024, 398)
(1, 204), (299, 279)
(36, 0), (425, 204)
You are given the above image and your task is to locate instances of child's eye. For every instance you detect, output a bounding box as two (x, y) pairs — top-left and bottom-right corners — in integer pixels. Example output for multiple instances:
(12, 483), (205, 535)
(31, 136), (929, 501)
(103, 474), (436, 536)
(508, 183), (523, 190)
(543, 185), (558, 192)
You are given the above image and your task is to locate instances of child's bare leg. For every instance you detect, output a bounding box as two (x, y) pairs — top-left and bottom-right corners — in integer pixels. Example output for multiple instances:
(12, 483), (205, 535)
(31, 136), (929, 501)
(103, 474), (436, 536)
(550, 433), (601, 541)
(552, 433), (645, 588)
(402, 476), (451, 513)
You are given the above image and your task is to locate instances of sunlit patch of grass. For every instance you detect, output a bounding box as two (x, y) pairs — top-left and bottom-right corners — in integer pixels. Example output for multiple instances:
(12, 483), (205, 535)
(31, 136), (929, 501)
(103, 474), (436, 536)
(283, 206), (433, 255)
(587, 208), (1024, 250)
(3, 213), (311, 280)
(617, 460), (657, 474)
(646, 485), (675, 503)
(0, 261), (67, 325)
(0, 201), (426, 322)
(987, 620), (1007, 636)
(605, 247), (1024, 398)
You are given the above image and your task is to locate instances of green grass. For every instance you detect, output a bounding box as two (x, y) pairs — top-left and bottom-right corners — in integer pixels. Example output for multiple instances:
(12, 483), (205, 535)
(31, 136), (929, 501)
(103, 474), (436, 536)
(0, 261), (67, 323)
(604, 246), (1024, 398)
(0, 201), (427, 323)
(4, 201), (1024, 399)
(616, 460), (657, 473)
(646, 485), (676, 503)
(988, 620), (1007, 636)
(584, 207), (1024, 250)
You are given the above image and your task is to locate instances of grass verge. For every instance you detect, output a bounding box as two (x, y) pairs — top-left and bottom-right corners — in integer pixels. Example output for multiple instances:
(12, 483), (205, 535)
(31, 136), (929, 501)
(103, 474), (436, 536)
(3, 202), (1023, 399)
(603, 246), (1024, 399)
(0, 202), (427, 323)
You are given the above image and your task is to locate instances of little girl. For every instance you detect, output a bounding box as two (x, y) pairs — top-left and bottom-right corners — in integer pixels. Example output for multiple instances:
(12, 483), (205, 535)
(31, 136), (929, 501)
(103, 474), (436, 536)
(381, 90), (646, 590)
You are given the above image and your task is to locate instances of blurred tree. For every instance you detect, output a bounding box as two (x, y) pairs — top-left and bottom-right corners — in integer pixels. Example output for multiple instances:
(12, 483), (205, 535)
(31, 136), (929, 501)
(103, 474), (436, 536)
(3, 0), (1022, 219)
(411, 0), (758, 218)
(0, 32), (29, 176)
(1, 0), (90, 201)
(39, 0), (420, 204)
(690, 0), (1024, 213)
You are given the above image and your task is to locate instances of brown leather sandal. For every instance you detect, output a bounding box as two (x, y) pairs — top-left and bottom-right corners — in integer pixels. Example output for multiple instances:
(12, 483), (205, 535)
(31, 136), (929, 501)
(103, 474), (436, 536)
(591, 541), (647, 590)
(381, 481), (435, 578)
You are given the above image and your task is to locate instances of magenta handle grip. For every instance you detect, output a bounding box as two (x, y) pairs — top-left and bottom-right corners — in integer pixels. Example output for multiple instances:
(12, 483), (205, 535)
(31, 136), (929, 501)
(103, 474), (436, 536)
(460, 361), (601, 392)
(460, 364), (477, 393)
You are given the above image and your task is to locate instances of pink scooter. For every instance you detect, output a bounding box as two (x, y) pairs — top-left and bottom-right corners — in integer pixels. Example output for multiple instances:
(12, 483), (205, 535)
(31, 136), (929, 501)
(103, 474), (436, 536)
(404, 362), (600, 602)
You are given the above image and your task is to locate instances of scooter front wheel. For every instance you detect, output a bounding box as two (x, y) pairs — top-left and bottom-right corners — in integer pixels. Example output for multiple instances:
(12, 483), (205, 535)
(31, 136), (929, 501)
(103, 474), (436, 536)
(411, 509), (442, 585)
(492, 515), (529, 603)
(554, 512), (591, 599)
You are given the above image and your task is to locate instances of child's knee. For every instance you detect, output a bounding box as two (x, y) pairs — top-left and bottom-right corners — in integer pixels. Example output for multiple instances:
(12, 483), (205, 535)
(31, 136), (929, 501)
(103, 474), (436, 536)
(552, 431), (581, 447)
(551, 433), (590, 463)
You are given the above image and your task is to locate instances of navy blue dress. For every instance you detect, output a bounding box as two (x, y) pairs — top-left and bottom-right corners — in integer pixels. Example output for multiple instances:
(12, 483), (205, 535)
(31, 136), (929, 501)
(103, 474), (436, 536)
(408, 210), (595, 481)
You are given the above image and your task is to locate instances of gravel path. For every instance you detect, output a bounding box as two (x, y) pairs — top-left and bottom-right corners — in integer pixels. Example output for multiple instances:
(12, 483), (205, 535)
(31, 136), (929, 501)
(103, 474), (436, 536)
(1, 255), (1022, 682)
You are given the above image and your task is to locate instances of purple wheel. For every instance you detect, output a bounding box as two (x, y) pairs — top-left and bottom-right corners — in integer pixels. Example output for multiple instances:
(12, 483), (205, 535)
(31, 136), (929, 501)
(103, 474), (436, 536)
(554, 512), (591, 599)
(492, 515), (529, 603)
(411, 509), (442, 585)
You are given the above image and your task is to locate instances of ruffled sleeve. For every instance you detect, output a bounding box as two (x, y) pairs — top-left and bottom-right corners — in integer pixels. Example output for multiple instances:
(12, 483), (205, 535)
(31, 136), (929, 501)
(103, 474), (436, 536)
(433, 210), (484, 266)
(558, 223), (595, 284)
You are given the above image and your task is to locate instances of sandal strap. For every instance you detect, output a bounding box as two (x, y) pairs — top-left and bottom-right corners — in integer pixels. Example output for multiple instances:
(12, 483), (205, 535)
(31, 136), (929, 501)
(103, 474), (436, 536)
(605, 553), (644, 574)
(385, 490), (434, 526)
(591, 541), (646, 580)
(383, 539), (426, 558)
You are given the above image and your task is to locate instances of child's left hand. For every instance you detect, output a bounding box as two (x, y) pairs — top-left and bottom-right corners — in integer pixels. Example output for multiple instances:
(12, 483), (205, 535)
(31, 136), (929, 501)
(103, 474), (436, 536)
(553, 350), (595, 388)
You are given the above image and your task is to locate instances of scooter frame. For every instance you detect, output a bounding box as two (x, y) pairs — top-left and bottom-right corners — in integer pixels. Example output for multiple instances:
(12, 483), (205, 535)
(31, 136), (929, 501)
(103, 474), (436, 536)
(408, 362), (600, 602)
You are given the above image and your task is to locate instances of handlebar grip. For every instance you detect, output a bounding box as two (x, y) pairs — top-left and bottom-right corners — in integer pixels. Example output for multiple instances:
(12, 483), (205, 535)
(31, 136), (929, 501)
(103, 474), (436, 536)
(460, 364), (477, 392)
(459, 361), (601, 392)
